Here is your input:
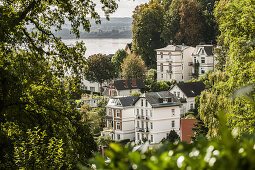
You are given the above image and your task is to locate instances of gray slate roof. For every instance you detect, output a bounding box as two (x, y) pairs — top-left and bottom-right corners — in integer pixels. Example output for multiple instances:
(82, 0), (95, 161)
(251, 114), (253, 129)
(114, 79), (145, 90)
(175, 81), (206, 97)
(119, 96), (139, 107)
(155, 45), (189, 51)
(145, 91), (181, 108)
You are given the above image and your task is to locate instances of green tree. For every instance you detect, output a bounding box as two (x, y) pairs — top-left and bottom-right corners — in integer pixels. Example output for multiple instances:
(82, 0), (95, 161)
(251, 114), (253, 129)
(84, 54), (117, 92)
(175, 0), (205, 45)
(197, 0), (255, 138)
(161, 0), (181, 44)
(161, 130), (180, 143)
(121, 54), (147, 80)
(111, 49), (128, 72)
(0, 0), (117, 168)
(191, 120), (209, 142)
(150, 81), (170, 92)
(132, 1), (165, 68)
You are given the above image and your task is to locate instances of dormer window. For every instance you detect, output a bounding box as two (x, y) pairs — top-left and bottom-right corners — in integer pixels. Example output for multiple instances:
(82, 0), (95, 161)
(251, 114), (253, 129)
(160, 52), (163, 58)
(141, 99), (143, 106)
(201, 57), (205, 63)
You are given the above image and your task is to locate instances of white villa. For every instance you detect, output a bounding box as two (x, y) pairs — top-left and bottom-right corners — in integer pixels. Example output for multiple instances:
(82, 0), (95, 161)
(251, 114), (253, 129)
(101, 96), (139, 141)
(133, 91), (182, 144)
(156, 44), (216, 82)
(156, 45), (195, 82)
(169, 81), (205, 115)
(191, 45), (215, 78)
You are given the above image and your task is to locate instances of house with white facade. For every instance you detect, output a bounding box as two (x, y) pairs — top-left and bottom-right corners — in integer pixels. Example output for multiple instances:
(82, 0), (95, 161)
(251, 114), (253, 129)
(190, 45), (215, 78)
(169, 81), (205, 115)
(102, 96), (139, 141)
(103, 79), (145, 97)
(133, 91), (182, 144)
(156, 45), (195, 82)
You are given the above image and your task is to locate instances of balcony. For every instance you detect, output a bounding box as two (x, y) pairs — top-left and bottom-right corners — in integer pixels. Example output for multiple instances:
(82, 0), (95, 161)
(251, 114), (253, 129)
(136, 128), (150, 133)
(103, 127), (113, 132)
(136, 115), (145, 119)
(188, 62), (194, 66)
(106, 115), (113, 120)
(167, 70), (172, 74)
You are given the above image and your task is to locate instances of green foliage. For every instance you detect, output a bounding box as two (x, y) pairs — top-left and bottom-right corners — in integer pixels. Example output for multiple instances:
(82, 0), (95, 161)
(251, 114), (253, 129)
(150, 81), (170, 92)
(132, 1), (165, 68)
(191, 120), (209, 142)
(14, 127), (66, 169)
(121, 54), (147, 80)
(161, 130), (180, 143)
(197, 0), (255, 138)
(130, 92), (142, 96)
(84, 53), (117, 86)
(0, 0), (117, 168)
(144, 69), (157, 91)
(111, 49), (128, 72)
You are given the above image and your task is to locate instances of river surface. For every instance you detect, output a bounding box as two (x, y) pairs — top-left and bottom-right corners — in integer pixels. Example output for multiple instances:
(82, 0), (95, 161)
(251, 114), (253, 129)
(62, 38), (132, 58)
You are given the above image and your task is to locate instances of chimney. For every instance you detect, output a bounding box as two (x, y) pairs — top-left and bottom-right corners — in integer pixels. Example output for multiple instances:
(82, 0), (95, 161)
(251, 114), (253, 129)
(132, 78), (137, 87)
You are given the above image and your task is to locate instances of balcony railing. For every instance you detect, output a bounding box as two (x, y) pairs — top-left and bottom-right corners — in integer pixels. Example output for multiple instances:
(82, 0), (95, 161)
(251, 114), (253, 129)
(167, 70), (172, 74)
(103, 127), (113, 132)
(136, 128), (150, 133)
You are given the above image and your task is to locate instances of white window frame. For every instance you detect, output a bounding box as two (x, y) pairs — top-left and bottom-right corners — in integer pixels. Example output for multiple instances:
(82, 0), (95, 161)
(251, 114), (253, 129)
(116, 122), (121, 130)
(116, 109), (120, 118)
(172, 109), (175, 116)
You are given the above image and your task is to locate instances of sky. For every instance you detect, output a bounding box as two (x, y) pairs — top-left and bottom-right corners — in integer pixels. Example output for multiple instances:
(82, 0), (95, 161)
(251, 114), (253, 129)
(96, 0), (149, 18)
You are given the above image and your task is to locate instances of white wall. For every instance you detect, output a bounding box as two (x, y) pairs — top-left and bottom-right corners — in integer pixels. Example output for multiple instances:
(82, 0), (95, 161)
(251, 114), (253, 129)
(118, 89), (141, 97)
(169, 85), (195, 114)
(134, 97), (181, 144)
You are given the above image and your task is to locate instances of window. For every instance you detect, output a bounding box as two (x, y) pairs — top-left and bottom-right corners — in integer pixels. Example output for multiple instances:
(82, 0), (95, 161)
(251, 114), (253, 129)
(137, 121), (139, 128)
(151, 135), (153, 142)
(169, 63), (172, 72)
(142, 121), (144, 129)
(201, 57), (205, 63)
(117, 134), (120, 140)
(194, 57), (197, 63)
(190, 103), (194, 109)
(160, 63), (163, 72)
(172, 120), (175, 127)
(151, 122), (153, 129)
(90, 87), (95, 92)
(182, 64), (183, 70)
(137, 133), (140, 140)
(137, 109), (139, 115)
(116, 122), (121, 130)
(141, 109), (144, 116)
(150, 110), (152, 117)
(163, 99), (168, 103)
(182, 74), (184, 80)
(174, 92), (177, 96)
(146, 110), (148, 117)
(141, 99), (143, 106)
(177, 92), (180, 98)
(172, 109), (175, 116)
(201, 68), (205, 74)
(160, 52), (163, 58)
(116, 109), (120, 117)
(146, 122), (148, 129)
(161, 74), (163, 78)
(109, 108), (112, 116)
(145, 100), (148, 107)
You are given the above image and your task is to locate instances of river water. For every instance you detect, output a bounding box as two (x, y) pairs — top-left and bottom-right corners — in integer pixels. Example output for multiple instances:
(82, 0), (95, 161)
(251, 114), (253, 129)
(62, 38), (132, 58)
